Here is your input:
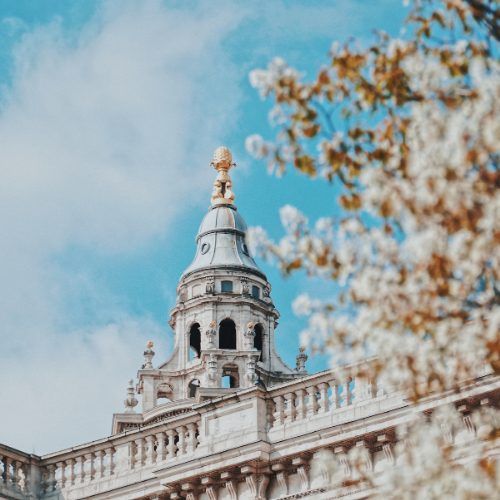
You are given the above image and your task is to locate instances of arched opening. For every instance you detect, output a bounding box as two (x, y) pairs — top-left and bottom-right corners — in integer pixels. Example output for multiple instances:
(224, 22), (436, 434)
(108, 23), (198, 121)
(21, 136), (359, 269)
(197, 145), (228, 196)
(221, 364), (239, 388)
(219, 318), (236, 349)
(189, 323), (201, 360)
(254, 323), (264, 362)
(188, 379), (200, 398)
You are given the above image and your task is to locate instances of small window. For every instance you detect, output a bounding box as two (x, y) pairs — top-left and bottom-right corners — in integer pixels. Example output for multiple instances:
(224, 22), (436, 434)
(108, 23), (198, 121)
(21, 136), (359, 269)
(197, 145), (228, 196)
(242, 243), (249, 255)
(221, 280), (233, 293)
(251, 285), (260, 299)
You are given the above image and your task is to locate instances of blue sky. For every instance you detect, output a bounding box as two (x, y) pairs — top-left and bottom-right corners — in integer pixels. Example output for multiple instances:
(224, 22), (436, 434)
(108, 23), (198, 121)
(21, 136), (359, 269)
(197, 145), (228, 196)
(0, 0), (407, 453)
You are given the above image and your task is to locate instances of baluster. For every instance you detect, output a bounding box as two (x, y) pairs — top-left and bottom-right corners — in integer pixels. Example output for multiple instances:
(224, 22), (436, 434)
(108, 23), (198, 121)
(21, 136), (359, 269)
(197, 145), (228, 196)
(177, 426), (187, 456)
(84, 453), (95, 482)
(47, 464), (56, 491)
(166, 429), (177, 459)
(156, 431), (166, 462)
(341, 378), (352, 407)
(0, 455), (4, 486)
(145, 435), (156, 465)
(186, 422), (198, 454)
(66, 458), (75, 486)
(351, 377), (357, 403)
(353, 376), (371, 402)
(41, 467), (49, 494)
(295, 388), (306, 420)
(11, 460), (19, 490)
(105, 447), (115, 476)
(306, 385), (319, 417)
(19, 462), (29, 493)
(77, 455), (85, 484)
(95, 450), (104, 479)
(329, 380), (339, 409)
(129, 442), (136, 469)
(56, 461), (65, 489)
(4, 457), (12, 487)
(318, 382), (329, 412)
(285, 392), (296, 422)
(272, 395), (285, 427)
(135, 438), (145, 467)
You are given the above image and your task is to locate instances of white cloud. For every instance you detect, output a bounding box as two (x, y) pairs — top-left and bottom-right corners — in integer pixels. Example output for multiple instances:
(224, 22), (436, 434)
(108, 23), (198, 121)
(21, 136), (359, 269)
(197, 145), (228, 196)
(0, 0), (242, 453)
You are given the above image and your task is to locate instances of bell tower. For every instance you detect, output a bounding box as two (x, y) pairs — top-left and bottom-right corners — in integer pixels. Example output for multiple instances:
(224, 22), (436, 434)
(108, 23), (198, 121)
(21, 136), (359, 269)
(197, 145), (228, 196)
(136, 147), (304, 412)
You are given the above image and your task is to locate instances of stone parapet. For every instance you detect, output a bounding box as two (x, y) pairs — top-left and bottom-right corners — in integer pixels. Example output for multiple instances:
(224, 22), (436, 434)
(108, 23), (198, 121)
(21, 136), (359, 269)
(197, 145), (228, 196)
(2, 366), (499, 499)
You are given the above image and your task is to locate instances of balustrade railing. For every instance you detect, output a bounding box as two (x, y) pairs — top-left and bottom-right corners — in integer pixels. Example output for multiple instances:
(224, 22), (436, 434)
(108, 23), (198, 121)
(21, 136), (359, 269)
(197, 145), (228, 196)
(268, 362), (384, 428)
(0, 444), (39, 498)
(40, 414), (201, 496)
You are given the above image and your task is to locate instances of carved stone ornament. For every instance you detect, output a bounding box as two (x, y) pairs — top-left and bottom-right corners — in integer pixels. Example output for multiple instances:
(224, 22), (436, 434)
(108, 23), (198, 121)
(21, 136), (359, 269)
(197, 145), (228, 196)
(244, 322), (256, 350)
(240, 277), (249, 294)
(246, 356), (257, 383)
(124, 380), (138, 413)
(142, 341), (155, 369)
(205, 321), (217, 348)
(211, 146), (236, 205)
(296, 346), (308, 372)
(205, 276), (215, 294)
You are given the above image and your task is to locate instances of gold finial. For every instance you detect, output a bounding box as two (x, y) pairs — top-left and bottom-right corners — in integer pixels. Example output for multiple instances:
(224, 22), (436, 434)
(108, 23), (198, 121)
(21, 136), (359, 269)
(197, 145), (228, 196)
(212, 146), (233, 169)
(211, 146), (235, 205)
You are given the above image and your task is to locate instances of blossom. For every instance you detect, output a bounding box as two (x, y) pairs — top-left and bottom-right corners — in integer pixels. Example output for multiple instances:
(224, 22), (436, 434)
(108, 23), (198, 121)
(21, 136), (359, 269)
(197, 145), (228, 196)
(247, 1), (500, 494)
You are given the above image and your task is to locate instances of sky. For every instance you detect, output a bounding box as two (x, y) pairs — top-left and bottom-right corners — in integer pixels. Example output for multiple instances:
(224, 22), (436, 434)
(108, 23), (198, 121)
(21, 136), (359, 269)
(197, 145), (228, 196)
(0, 0), (407, 454)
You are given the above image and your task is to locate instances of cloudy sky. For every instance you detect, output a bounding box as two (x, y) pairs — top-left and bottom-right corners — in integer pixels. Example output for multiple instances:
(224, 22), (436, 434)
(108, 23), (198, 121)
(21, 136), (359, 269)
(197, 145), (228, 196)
(0, 0), (406, 454)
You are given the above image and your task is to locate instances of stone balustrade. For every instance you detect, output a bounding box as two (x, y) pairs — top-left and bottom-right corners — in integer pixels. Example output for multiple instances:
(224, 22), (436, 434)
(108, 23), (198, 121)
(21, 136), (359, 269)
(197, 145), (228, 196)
(0, 444), (40, 499)
(39, 413), (201, 498)
(2, 366), (497, 499)
(268, 360), (384, 429)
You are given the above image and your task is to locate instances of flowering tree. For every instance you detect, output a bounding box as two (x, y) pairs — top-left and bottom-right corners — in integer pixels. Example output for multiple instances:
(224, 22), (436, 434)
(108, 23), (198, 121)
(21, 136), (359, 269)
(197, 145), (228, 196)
(246, 0), (499, 495)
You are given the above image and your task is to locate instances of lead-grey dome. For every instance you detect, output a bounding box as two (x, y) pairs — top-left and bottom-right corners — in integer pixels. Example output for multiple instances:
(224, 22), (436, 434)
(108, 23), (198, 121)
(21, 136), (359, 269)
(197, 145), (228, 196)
(181, 204), (264, 278)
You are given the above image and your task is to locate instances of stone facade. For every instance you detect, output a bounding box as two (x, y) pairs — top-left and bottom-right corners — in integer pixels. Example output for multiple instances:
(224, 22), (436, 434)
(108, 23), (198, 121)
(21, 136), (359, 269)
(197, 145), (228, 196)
(1, 147), (499, 499)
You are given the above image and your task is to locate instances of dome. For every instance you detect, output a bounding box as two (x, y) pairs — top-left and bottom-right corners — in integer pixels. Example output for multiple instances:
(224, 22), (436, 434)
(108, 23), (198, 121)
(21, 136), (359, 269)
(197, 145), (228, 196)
(198, 204), (247, 235)
(181, 205), (264, 279)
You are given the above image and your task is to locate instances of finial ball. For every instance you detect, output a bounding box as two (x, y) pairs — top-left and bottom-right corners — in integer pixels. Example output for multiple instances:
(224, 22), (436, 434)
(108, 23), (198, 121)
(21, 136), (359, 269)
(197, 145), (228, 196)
(212, 146), (233, 170)
(146, 340), (154, 349)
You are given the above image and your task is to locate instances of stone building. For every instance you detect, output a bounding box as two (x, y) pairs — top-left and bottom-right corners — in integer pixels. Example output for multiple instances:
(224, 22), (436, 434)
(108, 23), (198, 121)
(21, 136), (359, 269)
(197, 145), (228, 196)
(1, 147), (498, 500)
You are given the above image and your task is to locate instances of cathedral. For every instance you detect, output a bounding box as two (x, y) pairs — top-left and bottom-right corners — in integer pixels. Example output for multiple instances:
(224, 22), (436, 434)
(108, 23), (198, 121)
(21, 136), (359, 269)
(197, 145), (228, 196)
(0, 148), (498, 500)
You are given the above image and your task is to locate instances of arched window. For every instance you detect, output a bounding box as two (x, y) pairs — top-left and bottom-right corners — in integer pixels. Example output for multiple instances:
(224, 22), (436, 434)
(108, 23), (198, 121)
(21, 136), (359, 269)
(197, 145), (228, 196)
(189, 323), (201, 360)
(188, 379), (200, 398)
(254, 323), (264, 362)
(219, 318), (236, 349)
(221, 280), (233, 293)
(221, 364), (239, 388)
(251, 285), (260, 299)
